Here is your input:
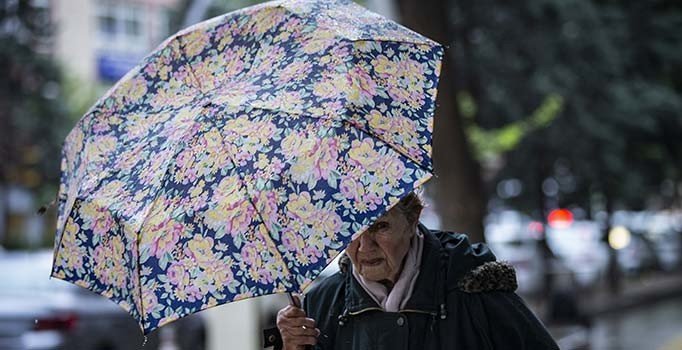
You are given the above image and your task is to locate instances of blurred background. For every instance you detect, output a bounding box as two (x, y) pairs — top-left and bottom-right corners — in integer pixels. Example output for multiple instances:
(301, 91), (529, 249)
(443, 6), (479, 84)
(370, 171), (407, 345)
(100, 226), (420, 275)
(1, 0), (681, 349)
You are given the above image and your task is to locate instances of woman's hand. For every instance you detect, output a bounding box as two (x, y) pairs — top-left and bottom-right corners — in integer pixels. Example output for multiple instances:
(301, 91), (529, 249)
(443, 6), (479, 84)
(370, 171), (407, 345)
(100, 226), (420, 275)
(276, 296), (320, 350)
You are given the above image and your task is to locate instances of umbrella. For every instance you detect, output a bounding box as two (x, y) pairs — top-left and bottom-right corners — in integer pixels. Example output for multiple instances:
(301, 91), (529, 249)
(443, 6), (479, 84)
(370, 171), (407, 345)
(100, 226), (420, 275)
(51, 0), (443, 334)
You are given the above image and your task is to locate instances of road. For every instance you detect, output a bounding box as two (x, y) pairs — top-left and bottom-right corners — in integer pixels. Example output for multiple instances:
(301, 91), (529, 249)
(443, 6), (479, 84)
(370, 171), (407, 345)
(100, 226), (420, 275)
(589, 297), (682, 350)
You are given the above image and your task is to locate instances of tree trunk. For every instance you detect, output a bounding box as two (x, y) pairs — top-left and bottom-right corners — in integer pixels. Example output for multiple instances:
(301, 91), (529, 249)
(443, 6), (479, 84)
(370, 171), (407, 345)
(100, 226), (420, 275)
(395, 0), (485, 242)
(0, 98), (10, 246)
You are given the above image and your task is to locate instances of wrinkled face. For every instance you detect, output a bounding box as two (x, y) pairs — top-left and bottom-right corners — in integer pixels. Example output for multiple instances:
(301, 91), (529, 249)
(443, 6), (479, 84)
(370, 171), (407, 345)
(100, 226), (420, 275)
(347, 206), (415, 284)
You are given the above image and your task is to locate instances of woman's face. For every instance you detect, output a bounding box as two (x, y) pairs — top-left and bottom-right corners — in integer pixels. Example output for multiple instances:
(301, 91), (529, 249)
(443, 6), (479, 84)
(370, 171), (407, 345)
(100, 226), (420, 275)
(346, 207), (415, 284)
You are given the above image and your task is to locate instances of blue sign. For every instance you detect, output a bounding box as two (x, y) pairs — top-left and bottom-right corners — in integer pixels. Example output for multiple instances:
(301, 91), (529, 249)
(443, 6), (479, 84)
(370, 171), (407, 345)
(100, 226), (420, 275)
(97, 52), (142, 82)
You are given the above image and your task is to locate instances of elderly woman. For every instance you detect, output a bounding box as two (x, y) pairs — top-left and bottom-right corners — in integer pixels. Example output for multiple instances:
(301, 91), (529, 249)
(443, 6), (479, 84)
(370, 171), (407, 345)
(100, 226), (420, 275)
(268, 192), (559, 350)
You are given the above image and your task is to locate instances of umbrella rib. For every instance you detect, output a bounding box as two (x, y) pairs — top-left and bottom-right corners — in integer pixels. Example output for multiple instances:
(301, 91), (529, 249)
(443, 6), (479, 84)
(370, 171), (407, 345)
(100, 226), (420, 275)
(339, 118), (433, 173)
(134, 189), (174, 329)
(135, 225), (148, 329)
(133, 123), (204, 329)
(341, 39), (437, 173)
(212, 116), (299, 292)
(168, 34), (208, 96)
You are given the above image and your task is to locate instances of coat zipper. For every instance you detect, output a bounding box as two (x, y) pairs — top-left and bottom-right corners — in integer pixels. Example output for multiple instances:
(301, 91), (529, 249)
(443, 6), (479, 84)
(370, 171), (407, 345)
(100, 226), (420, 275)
(399, 309), (438, 316)
(346, 307), (437, 317)
(346, 307), (383, 316)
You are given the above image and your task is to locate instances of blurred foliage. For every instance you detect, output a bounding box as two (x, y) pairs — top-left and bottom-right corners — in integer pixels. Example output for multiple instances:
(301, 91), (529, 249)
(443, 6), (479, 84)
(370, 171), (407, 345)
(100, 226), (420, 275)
(463, 92), (563, 163)
(61, 75), (103, 122)
(0, 0), (71, 205)
(448, 0), (682, 217)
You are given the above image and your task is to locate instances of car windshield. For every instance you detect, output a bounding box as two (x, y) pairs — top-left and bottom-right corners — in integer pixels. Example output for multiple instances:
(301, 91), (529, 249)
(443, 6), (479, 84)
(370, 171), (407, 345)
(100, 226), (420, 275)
(0, 251), (75, 294)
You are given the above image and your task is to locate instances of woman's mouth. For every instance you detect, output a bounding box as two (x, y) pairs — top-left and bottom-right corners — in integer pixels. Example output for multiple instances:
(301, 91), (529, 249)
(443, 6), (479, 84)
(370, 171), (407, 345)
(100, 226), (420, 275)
(361, 258), (384, 266)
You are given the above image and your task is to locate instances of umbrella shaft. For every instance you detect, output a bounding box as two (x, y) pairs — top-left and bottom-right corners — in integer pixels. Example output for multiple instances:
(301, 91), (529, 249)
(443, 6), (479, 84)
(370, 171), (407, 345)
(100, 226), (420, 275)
(287, 292), (302, 308)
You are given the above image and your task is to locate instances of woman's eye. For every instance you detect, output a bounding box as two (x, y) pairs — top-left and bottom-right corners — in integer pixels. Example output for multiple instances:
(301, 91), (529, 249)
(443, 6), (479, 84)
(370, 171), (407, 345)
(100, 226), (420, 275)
(373, 222), (389, 231)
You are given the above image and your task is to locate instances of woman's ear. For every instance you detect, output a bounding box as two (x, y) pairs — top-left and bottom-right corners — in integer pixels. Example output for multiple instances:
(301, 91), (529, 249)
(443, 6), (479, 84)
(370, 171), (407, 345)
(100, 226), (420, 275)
(412, 214), (421, 231)
(338, 252), (351, 274)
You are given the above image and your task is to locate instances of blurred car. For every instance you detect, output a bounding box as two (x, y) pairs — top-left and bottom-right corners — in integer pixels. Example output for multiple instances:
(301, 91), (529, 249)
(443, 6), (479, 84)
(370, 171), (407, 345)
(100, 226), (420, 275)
(485, 211), (546, 295)
(546, 220), (610, 288)
(615, 230), (660, 275)
(486, 211), (592, 336)
(612, 210), (682, 273)
(0, 250), (206, 350)
(642, 212), (682, 271)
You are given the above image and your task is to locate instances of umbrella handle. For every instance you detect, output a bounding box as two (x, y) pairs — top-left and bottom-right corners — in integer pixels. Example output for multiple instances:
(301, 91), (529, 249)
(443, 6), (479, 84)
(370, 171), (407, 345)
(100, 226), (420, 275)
(287, 292), (302, 308)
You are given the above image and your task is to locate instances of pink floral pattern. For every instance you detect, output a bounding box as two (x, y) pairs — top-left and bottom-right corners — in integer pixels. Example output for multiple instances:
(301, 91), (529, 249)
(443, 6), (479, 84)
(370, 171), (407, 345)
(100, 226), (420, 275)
(52, 0), (443, 334)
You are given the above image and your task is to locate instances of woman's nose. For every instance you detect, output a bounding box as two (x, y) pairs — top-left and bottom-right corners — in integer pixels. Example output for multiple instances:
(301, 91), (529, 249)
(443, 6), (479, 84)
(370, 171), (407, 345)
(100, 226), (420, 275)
(357, 233), (376, 252)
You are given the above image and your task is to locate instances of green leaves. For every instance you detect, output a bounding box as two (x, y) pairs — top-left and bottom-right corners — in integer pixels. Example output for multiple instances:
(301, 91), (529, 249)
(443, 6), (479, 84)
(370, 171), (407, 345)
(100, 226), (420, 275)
(449, 0), (682, 212)
(464, 92), (563, 162)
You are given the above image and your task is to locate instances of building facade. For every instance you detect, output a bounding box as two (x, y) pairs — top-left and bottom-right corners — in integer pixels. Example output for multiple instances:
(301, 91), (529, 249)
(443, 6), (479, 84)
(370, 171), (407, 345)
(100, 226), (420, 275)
(51, 0), (178, 84)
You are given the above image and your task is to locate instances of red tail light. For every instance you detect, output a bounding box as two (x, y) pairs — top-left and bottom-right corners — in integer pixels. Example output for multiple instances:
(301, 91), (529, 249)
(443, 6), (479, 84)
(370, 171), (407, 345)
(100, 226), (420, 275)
(548, 209), (573, 228)
(34, 313), (78, 331)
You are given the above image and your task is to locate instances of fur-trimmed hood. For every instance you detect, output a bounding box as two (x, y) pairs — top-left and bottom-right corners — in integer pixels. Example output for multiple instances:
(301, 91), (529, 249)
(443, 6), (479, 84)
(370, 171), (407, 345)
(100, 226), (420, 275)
(458, 261), (518, 293)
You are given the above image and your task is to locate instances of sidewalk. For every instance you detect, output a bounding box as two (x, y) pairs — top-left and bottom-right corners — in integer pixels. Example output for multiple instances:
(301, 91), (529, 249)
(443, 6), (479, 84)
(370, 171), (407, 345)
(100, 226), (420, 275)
(523, 271), (682, 349)
(582, 272), (682, 317)
(525, 271), (682, 321)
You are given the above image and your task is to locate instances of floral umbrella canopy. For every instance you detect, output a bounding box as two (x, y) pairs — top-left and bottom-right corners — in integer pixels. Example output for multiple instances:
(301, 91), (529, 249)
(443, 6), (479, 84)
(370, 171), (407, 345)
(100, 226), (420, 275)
(51, 0), (443, 334)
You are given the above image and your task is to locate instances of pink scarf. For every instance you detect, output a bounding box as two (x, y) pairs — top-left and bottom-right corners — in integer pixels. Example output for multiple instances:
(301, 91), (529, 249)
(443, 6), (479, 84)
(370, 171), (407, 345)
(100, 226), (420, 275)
(352, 230), (424, 312)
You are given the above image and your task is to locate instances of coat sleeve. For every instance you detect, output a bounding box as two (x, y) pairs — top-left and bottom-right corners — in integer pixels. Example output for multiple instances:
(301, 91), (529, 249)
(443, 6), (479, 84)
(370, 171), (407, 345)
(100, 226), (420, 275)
(475, 291), (560, 350)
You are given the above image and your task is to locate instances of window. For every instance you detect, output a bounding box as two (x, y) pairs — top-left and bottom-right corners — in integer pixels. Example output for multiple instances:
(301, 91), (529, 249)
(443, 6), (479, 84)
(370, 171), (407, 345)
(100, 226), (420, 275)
(95, 0), (146, 52)
(98, 15), (117, 36)
(155, 8), (173, 44)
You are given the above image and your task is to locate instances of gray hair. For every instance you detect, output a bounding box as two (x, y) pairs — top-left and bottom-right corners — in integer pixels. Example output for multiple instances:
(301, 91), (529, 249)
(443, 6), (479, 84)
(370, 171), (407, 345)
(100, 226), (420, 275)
(394, 191), (424, 227)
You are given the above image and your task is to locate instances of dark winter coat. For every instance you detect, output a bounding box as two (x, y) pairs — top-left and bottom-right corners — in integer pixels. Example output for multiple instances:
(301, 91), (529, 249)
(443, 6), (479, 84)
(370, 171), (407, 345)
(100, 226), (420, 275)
(265, 224), (559, 350)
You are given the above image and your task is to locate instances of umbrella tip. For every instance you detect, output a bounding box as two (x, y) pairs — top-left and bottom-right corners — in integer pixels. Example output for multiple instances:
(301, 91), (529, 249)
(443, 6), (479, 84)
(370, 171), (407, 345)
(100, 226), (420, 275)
(36, 196), (58, 215)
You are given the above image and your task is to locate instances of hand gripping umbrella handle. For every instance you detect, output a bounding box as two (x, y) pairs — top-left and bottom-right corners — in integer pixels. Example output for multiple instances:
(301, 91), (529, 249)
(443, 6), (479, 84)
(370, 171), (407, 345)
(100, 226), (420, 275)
(286, 293), (316, 350)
